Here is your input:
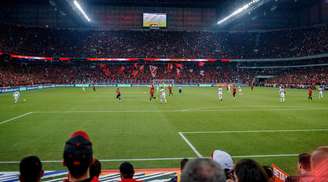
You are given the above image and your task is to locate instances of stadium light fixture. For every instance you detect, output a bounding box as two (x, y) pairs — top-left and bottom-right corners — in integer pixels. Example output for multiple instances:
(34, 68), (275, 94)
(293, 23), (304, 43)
(217, 0), (261, 25)
(73, 0), (91, 22)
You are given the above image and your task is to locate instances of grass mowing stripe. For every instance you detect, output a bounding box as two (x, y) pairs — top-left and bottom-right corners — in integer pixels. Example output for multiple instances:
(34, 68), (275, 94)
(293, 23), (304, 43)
(0, 154), (300, 165)
(0, 112), (33, 125)
(33, 108), (328, 113)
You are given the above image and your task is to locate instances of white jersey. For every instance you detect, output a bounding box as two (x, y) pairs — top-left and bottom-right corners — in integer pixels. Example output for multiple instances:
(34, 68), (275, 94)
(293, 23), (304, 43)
(319, 87), (324, 92)
(217, 88), (223, 95)
(160, 89), (166, 96)
(13, 91), (20, 98)
(279, 88), (285, 97)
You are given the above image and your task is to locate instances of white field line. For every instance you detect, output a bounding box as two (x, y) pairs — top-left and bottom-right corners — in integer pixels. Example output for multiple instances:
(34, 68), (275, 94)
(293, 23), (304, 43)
(0, 112), (33, 125)
(181, 128), (328, 134)
(33, 107), (328, 113)
(0, 157), (194, 164)
(0, 154), (301, 165)
(178, 132), (203, 158)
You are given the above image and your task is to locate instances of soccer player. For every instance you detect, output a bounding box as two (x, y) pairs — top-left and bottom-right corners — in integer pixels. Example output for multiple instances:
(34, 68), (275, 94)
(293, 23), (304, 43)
(13, 91), (20, 104)
(318, 85), (324, 99)
(308, 87), (313, 101)
(168, 84), (173, 96)
(116, 88), (122, 101)
(93, 85), (96, 92)
(279, 86), (286, 103)
(149, 84), (156, 101)
(232, 85), (237, 99)
(82, 87), (86, 92)
(159, 87), (167, 104)
(217, 87), (223, 102)
(178, 87), (182, 94)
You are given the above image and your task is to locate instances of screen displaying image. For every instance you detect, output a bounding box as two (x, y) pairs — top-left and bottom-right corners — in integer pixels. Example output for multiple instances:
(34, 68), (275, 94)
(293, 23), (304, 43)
(143, 13), (167, 28)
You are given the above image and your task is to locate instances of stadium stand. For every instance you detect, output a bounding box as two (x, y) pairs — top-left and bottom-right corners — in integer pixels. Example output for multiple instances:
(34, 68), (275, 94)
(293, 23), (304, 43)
(0, 24), (328, 59)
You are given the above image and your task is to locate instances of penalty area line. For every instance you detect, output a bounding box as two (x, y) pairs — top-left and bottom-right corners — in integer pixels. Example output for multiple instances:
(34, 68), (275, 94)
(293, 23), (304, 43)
(180, 128), (328, 134)
(0, 112), (33, 125)
(178, 132), (203, 158)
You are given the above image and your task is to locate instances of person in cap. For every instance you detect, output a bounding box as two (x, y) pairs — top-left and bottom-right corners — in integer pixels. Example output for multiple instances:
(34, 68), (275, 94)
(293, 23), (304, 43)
(19, 155), (44, 182)
(212, 150), (234, 180)
(63, 130), (98, 182)
(119, 162), (141, 182)
(181, 158), (226, 182)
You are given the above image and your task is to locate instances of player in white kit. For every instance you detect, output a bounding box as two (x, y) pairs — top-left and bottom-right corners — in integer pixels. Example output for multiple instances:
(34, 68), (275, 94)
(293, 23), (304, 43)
(13, 91), (21, 104)
(159, 87), (167, 104)
(279, 86), (286, 103)
(217, 87), (223, 102)
(319, 85), (324, 99)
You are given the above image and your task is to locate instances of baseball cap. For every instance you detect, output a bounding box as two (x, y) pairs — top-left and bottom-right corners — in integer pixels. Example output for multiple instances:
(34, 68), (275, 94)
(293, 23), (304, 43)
(63, 130), (93, 178)
(212, 150), (234, 171)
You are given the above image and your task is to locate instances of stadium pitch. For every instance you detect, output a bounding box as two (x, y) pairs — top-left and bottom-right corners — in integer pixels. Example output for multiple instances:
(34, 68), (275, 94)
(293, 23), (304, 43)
(0, 87), (327, 174)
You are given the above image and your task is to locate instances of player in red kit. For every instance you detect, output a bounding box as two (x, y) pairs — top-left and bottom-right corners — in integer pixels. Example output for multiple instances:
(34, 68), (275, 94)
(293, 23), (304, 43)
(308, 87), (313, 101)
(116, 87), (121, 101)
(168, 84), (173, 96)
(149, 84), (156, 101)
(232, 85), (237, 99)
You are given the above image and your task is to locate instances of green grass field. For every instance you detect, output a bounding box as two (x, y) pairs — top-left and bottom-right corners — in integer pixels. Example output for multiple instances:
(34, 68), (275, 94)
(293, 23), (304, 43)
(0, 87), (327, 174)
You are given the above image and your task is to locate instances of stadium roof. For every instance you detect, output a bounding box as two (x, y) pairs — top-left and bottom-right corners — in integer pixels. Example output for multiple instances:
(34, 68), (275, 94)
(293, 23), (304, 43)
(1, 0), (320, 8)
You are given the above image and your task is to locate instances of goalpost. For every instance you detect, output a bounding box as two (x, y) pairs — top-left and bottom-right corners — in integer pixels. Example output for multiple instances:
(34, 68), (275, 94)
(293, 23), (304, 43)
(152, 79), (175, 91)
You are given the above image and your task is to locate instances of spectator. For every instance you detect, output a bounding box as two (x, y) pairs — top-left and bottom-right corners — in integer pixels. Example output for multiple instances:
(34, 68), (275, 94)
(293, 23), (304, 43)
(19, 156), (44, 182)
(89, 159), (102, 180)
(311, 146), (328, 182)
(234, 159), (268, 182)
(181, 158), (226, 182)
(63, 130), (97, 182)
(286, 153), (314, 182)
(169, 158), (189, 182)
(262, 166), (273, 182)
(212, 150), (234, 181)
(119, 161), (141, 182)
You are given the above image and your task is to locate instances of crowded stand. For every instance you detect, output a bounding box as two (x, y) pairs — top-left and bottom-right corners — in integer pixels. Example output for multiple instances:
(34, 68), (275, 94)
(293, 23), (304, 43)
(16, 130), (328, 182)
(1, 60), (328, 87)
(0, 24), (328, 59)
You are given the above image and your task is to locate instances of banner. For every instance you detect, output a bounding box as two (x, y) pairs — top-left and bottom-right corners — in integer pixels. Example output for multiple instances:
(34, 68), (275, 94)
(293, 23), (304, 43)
(149, 65), (158, 78)
(118, 66), (125, 74)
(198, 62), (205, 67)
(272, 163), (289, 182)
(176, 68), (181, 78)
(200, 70), (205, 77)
(167, 63), (174, 73)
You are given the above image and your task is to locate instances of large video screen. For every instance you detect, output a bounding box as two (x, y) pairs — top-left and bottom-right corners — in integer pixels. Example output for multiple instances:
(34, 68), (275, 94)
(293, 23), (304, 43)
(143, 13), (167, 28)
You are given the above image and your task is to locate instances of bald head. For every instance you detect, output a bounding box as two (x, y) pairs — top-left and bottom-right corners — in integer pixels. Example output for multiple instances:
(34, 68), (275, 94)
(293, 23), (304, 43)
(311, 146), (328, 170)
(311, 146), (328, 182)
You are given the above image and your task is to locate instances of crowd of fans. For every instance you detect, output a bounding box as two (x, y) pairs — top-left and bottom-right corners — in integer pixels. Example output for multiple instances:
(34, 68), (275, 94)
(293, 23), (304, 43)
(0, 24), (327, 59)
(1, 61), (328, 87)
(18, 130), (328, 182)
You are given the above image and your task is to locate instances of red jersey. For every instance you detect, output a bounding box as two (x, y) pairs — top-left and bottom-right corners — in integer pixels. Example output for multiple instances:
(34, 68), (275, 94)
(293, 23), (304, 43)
(168, 86), (172, 93)
(308, 88), (313, 96)
(150, 86), (154, 94)
(232, 87), (237, 93)
(116, 89), (121, 95)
